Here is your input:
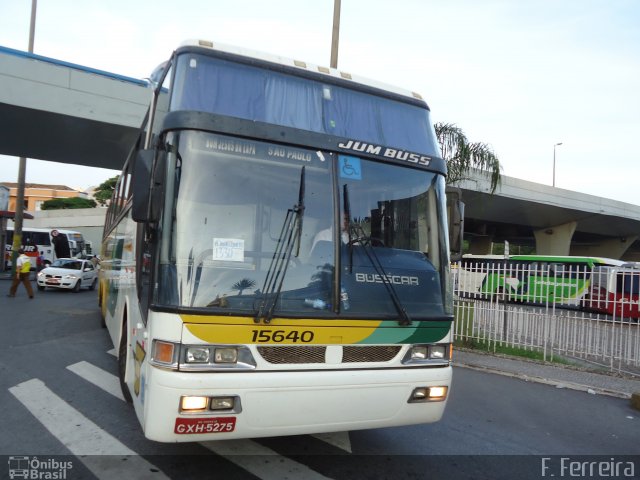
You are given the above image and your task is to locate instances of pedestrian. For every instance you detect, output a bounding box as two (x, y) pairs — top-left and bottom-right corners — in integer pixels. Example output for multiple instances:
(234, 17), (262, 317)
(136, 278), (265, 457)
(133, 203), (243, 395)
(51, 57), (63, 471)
(7, 248), (34, 299)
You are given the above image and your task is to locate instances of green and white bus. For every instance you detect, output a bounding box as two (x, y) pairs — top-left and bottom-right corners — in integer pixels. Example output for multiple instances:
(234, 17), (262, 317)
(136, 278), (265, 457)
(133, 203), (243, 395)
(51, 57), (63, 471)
(99, 40), (457, 442)
(456, 254), (625, 306)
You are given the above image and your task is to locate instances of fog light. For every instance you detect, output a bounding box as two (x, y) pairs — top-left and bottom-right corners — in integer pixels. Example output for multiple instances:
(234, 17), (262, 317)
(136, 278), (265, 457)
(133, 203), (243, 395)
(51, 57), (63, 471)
(214, 348), (238, 364)
(186, 347), (210, 363)
(180, 396), (208, 412)
(428, 386), (447, 399)
(408, 386), (448, 403)
(411, 346), (428, 360)
(210, 397), (235, 410)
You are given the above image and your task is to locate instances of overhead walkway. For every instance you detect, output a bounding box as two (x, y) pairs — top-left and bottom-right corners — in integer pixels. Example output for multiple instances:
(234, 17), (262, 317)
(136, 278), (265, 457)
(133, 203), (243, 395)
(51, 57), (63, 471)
(0, 45), (149, 170)
(458, 171), (640, 259)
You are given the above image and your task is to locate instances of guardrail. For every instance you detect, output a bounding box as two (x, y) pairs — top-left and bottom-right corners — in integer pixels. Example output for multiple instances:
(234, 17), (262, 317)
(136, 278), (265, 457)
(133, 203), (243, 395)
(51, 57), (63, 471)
(452, 261), (640, 376)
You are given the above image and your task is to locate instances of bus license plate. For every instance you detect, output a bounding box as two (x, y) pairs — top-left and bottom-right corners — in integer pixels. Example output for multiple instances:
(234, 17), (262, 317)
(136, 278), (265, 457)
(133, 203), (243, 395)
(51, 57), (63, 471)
(174, 417), (236, 434)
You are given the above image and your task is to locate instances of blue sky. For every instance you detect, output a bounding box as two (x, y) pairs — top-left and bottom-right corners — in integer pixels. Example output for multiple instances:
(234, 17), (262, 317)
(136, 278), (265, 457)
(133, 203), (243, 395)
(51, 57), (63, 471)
(1, 0), (638, 204)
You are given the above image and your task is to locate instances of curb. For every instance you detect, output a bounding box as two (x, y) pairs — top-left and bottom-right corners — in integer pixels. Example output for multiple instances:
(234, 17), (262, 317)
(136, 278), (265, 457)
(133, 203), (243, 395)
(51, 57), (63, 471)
(454, 361), (632, 400)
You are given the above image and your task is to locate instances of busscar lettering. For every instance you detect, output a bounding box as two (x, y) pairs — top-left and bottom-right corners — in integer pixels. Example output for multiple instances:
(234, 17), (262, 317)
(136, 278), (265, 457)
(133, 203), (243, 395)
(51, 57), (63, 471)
(355, 272), (419, 286)
(338, 140), (431, 166)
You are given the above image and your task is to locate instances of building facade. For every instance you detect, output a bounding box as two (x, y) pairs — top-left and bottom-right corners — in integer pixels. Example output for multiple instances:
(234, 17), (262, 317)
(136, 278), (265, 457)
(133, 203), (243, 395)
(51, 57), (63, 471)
(0, 182), (84, 212)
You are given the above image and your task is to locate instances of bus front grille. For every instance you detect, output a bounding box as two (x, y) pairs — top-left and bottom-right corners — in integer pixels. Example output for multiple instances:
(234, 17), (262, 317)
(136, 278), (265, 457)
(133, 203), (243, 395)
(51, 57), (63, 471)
(342, 346), (401, 363)
(257, 345), (402, 365)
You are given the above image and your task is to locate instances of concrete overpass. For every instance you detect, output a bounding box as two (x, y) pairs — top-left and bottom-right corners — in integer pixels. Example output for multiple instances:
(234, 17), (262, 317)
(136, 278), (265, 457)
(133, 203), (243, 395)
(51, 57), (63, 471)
(0, 45), (148, 170)
(457, 172), (640, 260)
(1, 45), (640, 260)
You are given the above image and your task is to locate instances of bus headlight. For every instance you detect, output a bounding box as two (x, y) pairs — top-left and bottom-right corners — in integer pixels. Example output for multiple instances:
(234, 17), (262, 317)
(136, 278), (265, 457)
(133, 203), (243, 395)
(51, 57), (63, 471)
(402, 344), (451, 364)
(214, 348), (238, 364)
(177, 344), (256, 371)
(429, 345), (447, 359)
(186, 347), (211, 363)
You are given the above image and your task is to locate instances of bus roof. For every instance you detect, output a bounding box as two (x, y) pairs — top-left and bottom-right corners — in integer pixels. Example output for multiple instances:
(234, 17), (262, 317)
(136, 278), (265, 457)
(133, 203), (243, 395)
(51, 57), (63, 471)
(178, 39), (426, 105)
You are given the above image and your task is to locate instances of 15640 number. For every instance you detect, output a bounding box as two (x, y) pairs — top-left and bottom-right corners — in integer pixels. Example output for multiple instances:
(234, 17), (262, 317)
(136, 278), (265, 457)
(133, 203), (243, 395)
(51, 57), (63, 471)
(251, 329), (314, 343)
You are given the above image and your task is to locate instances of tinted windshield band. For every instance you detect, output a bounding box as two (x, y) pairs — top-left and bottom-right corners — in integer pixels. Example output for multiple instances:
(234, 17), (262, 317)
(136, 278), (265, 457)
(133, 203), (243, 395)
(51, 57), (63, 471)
(170, 53), (437, 155)
(175, 46), (430, 110)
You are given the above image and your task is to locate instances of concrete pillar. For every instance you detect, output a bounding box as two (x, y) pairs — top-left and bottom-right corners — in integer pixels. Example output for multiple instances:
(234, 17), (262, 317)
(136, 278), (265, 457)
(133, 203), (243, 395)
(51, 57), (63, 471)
(533, 221), (576, 256)
(468, 236), (493, 255)
(570, 236), (638, 260)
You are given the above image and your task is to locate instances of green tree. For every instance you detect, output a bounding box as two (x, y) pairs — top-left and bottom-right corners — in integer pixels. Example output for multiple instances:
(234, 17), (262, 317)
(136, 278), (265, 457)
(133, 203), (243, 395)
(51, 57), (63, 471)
(41, 197), (97, 210)
(94, 176), (119, 206)
(435, 122), (502, 193)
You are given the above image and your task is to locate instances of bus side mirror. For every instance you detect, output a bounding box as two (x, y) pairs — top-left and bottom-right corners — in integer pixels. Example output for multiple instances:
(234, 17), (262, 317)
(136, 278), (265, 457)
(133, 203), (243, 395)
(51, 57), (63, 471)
(132, 150), (154, 223)
(446, 187), (465, 262)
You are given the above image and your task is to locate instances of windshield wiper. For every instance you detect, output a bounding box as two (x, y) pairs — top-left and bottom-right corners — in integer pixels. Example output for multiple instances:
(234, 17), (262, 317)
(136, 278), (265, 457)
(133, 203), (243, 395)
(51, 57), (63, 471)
(254, 166), (306, 324)
(343, 185), (412, 326)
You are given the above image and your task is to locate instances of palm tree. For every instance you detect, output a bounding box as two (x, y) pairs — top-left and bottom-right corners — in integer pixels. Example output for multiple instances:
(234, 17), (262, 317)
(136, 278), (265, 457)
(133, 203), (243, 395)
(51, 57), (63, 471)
(435, 122), (502, 193)
(231, 278), (256, 296)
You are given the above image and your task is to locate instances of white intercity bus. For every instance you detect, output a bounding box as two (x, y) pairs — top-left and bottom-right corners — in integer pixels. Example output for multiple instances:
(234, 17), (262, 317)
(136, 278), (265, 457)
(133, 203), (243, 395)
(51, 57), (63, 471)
(5, 226), (87, 269)
(99, 40), (458, 442)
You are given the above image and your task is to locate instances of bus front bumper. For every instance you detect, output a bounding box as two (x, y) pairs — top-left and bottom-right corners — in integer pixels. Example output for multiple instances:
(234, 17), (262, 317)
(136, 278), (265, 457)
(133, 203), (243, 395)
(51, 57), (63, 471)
(141, 365), (452, 442)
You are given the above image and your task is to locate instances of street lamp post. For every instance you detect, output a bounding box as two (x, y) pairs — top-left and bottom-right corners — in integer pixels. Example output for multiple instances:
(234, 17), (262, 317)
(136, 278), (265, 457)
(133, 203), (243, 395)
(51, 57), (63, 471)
(553, 142), (563, 187)
(330, 0), (341, 68)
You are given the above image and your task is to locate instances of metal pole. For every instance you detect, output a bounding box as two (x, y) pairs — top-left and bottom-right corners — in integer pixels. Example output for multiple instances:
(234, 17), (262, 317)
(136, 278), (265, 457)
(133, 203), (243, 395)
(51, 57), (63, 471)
(330, 0), (341, 69)
(11, 0), (37, 276)
(552, 142), (562, 187)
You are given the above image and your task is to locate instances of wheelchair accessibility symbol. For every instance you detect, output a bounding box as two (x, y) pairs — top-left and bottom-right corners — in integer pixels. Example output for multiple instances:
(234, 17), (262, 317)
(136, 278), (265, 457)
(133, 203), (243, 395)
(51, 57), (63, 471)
(339, 155), (362, 180)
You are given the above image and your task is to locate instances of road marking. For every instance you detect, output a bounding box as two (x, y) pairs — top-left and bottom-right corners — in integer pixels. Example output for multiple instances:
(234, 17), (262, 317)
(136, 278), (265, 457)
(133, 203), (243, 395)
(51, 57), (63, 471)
(107, 348), (117, 357)
(67, 361), (124, 401)
(312, 432), (352, 453)
(201, 440), (334, 480)
(9, 378), (168, 479)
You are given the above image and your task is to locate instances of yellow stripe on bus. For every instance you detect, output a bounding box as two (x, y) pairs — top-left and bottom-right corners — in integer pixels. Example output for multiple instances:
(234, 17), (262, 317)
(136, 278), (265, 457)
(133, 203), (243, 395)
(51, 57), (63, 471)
(181, 315), (384, 345)
(180, 314), (382, 328)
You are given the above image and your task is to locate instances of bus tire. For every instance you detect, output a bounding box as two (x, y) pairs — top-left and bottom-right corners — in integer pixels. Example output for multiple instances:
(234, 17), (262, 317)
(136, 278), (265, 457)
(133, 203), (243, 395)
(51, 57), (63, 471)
(98, 287), (106, 328)
(118, 320), (133, 404)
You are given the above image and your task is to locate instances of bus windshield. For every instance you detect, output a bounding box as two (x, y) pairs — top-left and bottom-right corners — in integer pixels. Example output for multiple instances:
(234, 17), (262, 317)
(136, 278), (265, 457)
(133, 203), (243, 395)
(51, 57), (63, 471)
(155, 130), (449, 318)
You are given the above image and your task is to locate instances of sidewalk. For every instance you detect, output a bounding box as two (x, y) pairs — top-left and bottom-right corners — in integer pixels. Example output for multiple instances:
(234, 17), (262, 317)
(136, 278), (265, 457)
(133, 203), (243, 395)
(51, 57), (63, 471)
(454, 347), (640, 406)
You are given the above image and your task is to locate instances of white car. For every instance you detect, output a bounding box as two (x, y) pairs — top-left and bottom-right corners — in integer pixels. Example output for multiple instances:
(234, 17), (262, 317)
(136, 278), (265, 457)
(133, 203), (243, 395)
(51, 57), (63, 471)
(37, 258), (98, 292)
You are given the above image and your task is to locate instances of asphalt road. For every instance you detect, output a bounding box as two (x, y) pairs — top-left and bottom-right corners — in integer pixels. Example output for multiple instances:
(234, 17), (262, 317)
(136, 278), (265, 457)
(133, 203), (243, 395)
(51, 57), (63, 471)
(1, 285), (638, 479)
